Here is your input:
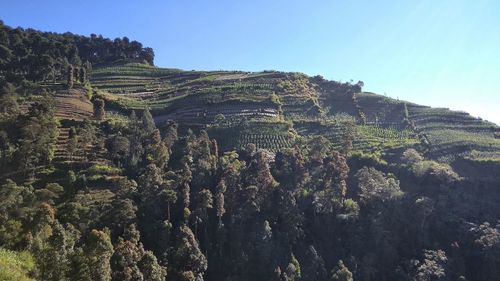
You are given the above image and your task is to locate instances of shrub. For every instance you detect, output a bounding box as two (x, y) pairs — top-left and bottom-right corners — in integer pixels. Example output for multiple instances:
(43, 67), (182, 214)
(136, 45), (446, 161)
(85, 164), (122, 176)
(402, 148), (424, 165)
(0, 248), (35, 281)
(412, 160), (460, 184)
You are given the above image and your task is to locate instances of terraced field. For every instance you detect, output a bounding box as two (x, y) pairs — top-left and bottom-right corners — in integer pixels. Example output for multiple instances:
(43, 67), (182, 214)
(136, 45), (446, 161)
(352, 125), (418, 155)
(407, 106), (499, 163)
(355, 92), (407, 127)
(90, 62), (500, 176)
(91, 63), (287, 111)
(208, 121), (295, 152)
(19, 89), (93, 121)
(53, 127), (110, 169)
(53, 90), (94, 121)
(90, 63), (427, 157)
(294, 120), (418, 153)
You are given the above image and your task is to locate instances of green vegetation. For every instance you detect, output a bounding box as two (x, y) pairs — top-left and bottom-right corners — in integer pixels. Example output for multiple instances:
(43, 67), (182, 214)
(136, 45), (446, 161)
(0, 248), (35, 281)
(408, 106), (499, 163)
(208, 121), (294, 152)
(0, 21), (499, 281)
(354, 125), (418, 152)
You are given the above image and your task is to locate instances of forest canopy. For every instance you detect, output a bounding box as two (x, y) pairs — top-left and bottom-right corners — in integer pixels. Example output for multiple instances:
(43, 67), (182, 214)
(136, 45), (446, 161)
(0, 20), (154, 86)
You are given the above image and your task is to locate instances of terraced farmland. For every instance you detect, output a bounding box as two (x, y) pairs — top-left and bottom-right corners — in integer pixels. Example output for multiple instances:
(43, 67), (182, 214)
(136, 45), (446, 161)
(355, 92), (407, 127)
(53, 127), (110, 169)
(53, 90), (94, 121)
(90, 62), (500, 172)
(90, 63), (426, 156)
(407, 106), (499, 163)
(208, 121), (295, 152)
(354, 125), (419, 152)
(91, 63), (287, 110)
(19, 89), (93, 121)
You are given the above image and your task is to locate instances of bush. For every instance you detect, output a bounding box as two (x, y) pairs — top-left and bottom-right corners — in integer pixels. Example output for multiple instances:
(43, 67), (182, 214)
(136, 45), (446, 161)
(0, 248), (35, 281)
(85, 164), (122, 176)
(412, 160), (461, 184)
(402, 148), (424, 165)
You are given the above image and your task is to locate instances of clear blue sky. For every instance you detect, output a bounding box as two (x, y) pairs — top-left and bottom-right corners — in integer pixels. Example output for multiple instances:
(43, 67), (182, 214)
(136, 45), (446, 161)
(1, 0), (499, 124)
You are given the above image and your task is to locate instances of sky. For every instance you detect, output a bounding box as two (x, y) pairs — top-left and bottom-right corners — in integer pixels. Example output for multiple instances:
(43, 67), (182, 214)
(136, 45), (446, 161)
(1, 0), (499, 124)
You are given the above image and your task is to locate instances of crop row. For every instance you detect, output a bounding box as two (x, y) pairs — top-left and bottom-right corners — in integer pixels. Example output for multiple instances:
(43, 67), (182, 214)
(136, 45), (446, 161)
(232, 133), (293, 152)
(357, 125), (414, 140)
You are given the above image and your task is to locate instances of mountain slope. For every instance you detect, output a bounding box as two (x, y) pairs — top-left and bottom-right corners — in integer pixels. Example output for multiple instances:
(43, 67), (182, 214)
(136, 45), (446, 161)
(1, 23), (500, 281)
(91, 62), (500, 180)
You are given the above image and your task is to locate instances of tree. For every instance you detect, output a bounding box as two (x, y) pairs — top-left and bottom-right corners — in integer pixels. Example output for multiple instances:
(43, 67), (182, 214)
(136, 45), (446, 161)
(127, 110), (144, 169)
(67, 127), (78, 161)
(140, 47), (155, 65)
(0, 44), (13, 67)
(159, 182), (177, 222)
(85, 229), (114, 281)
(68, 247), (92, 281)
(79, 66), (86, 84)
(413, 197), (435, 246)
(402, 148), (424, 165)
(78, 120), (97, 159)
(324, 151), (349, 201)
(138, 251), (167, 281)
(83, 61), (92, 79)
(181, 182), (191, 221)
(170, 225), (207, 281)
(103, 198), (138, 236)
(330, 260), (353, 281)
(0, 179), (28, 222)
(109, 135), (130, 167)
(36, 222), (77, 281)
(94, 98), (105, 120)
(141, 108), (155, 136)
(138, 163), (163, 201)
(148, 132), (169, 169)
(215, 179), (226, 225)
(67, 64), (74, 89)
(66, 170), (77, 196)
(110, 226), (144, 281)
(282, 254), (301, 281)
(0, 82), (19, 116)
(0, 248), (35, 281)
(244, 150), (276, 190)
(470, 222), (500, 280)
(415, 250), (448, 281)
(74, 66), (80, 83)
(192, 188), (213, 236)
(302, 246), (327, 281)
(17, 97), (59, 170)
(340, 120), (355, 155)
(163, 122), (178, 149)
(355, 167), (403, 205)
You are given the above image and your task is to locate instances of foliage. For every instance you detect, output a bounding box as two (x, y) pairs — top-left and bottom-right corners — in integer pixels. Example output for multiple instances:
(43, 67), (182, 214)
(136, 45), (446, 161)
(355, 167), (403, 205)
(0, 21), (499, 281)
(0, 21), (154, 86)
(0, 248), (35, 281)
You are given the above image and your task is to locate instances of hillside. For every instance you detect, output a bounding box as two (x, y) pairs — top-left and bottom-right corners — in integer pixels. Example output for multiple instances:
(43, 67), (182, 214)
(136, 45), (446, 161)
(1, 23), (499, 281)
(91, 62), (500, 181)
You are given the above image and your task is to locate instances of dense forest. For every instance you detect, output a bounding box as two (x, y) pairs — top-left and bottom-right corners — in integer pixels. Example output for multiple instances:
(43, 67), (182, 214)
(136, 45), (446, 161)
(0, 22), (499, 281)
(0, 20), (154, 86)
